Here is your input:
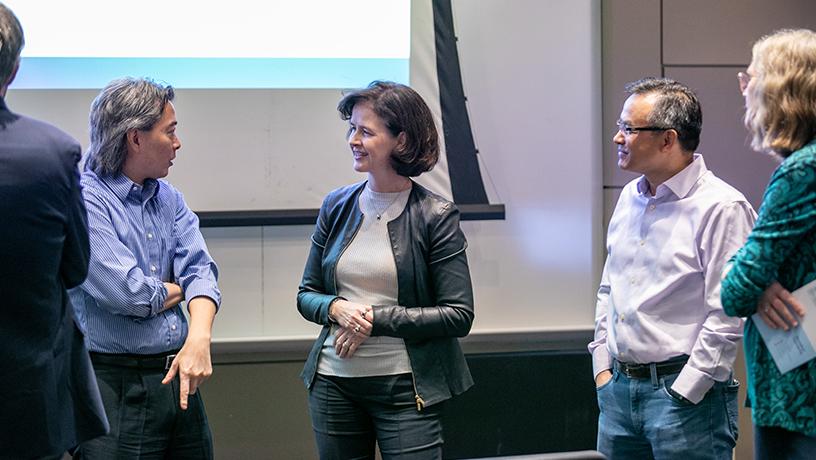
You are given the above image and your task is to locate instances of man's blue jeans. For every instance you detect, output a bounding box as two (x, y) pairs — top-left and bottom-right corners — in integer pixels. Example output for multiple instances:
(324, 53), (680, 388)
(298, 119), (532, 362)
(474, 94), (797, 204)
(596, 367), (739, 460)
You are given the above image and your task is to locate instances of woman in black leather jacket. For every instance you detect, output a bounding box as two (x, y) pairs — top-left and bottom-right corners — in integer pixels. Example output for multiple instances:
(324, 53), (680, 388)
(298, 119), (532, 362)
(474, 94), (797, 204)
(297, 81), (475, 459)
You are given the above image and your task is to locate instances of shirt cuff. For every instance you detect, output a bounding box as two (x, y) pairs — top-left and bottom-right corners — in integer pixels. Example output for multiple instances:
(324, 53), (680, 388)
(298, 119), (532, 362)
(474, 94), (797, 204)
(184, 278), (222, 312)
(592, 346), (613, 379)
(148, 281), (169, 317)
(671, 364), (715, 404)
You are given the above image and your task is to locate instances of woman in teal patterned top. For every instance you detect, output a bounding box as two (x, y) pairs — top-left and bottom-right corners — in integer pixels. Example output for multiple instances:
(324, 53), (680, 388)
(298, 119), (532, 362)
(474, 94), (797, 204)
(721, 29), (816, 459)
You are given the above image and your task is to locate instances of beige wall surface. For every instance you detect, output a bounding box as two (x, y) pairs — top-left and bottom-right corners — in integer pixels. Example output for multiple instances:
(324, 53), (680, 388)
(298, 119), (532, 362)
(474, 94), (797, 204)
(663, 0), (816, 65)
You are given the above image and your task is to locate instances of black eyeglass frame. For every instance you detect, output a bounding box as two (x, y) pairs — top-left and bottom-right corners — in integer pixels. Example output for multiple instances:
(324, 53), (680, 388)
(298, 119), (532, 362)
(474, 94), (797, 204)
(616, 120), (673, 136)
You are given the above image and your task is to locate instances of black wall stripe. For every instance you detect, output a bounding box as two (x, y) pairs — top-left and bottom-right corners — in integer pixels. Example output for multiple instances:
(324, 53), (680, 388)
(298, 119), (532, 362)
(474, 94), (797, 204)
(433, 0), (489, 205)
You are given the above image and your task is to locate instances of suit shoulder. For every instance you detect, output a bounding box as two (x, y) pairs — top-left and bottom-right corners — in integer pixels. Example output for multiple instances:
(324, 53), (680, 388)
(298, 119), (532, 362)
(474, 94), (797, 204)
(16, 114), (80, 150)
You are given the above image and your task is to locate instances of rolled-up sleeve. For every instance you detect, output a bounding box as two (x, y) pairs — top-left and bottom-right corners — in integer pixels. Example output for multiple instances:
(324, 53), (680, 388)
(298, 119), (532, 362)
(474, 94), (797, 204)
(81, 190), (167, 318)
(171, 189), (221, 310)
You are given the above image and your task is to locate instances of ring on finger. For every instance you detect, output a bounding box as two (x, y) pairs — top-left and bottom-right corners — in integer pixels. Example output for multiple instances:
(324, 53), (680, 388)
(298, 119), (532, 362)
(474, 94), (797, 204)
(354, 325), (361, 333)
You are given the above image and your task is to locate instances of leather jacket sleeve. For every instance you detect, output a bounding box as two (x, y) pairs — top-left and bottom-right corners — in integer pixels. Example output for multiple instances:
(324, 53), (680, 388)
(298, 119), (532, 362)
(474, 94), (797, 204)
(372, 202), (475, 340)
(297, 196), (339, 326)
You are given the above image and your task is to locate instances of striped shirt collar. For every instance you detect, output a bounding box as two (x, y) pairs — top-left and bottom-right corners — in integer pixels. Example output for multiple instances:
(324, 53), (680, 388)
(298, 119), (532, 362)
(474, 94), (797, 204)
(101, 173), (160, 203)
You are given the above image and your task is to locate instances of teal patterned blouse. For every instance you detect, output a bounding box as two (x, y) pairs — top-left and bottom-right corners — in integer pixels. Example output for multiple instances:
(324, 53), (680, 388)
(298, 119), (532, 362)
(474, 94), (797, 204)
(721, 139), (816, 436)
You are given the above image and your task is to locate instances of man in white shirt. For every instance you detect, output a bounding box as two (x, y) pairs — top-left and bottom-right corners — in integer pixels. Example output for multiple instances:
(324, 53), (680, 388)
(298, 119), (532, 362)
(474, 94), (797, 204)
(588, 78), (756, 459)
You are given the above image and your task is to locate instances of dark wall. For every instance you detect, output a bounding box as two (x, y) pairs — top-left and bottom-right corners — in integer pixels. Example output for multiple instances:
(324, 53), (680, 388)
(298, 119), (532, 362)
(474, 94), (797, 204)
(205, 346), (597, 459)
(443, 352), (598, 459)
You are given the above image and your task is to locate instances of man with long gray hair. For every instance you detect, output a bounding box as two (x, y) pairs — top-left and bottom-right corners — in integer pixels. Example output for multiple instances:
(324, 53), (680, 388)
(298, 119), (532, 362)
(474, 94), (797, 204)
(70, 77), (221, 459)
(588, 78), (756, 459)
(0, 3), (109, 458)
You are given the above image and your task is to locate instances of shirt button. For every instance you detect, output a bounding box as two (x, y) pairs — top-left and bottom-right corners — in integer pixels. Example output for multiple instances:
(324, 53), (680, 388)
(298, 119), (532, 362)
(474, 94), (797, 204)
(620, 314), (625, 322)
(649, 204), (656, 211)
(171, 324), (177, 330)
(639, 240), (645, 246)
(150, 265), (157, 272)
(147, 233), (153, 239)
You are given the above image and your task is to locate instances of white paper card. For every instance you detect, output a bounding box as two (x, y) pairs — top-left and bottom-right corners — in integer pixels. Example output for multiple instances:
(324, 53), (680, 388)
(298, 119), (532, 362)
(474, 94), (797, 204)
(752, 278), (816, 374)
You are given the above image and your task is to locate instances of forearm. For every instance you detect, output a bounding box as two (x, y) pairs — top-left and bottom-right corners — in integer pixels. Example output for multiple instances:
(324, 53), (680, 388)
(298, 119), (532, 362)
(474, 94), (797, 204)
(298, 289), (340, 325)
(372, 252), (474, 339)
(162, 282), (184, 312)
(589, 259), (613, 377)
(84, 269), (168, 318)
(588, 331), (612, 379)
(723, 164), (816, 314)
(372, 303), (474, 339)
(186, 296), (216, 341)
(672, 313), (742, 403)
(721, 236), (786, 316)
(164, 296), (216, 410)
(297, 232), (335, 325)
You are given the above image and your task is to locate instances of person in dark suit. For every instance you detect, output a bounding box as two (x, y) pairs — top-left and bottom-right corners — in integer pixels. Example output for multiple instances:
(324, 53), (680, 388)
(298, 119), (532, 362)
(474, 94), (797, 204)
(0, 3), (108, 459)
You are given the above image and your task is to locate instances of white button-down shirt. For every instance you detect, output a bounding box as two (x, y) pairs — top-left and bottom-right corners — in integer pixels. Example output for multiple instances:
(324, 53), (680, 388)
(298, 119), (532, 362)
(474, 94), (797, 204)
(589, 155), (756, 403)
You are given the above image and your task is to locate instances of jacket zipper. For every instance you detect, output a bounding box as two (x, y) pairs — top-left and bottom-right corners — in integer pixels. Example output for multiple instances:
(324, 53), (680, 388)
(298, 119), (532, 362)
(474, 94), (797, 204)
(337, 190), (425, 411)
(411, 371), (425, 411)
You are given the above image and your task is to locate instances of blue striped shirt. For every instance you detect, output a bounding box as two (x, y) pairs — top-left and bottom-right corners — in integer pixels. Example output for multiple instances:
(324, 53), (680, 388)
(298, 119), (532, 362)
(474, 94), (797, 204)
(69, 171), (220, 354)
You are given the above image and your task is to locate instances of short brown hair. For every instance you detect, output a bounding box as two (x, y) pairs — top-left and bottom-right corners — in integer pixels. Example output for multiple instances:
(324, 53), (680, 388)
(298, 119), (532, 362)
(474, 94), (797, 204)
(745, 28), (816, 157)
(338, 81), (439, 177)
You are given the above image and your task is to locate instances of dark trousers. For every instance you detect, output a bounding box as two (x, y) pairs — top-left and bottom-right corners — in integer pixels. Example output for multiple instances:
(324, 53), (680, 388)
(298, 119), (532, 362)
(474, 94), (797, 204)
(755, 425), (816, 460)
(74, 362), (213, 460)
(309, 373), (444, 460)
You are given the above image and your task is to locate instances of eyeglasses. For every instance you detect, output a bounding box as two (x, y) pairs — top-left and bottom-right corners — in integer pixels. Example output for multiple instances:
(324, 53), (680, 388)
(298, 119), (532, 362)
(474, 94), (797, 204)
(737, 71), (753, 93)
(616, 120), (671, 136)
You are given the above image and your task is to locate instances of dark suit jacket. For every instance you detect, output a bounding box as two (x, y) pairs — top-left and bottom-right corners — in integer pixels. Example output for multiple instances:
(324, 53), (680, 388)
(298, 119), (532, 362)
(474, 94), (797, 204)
(0, 98), (108, 457)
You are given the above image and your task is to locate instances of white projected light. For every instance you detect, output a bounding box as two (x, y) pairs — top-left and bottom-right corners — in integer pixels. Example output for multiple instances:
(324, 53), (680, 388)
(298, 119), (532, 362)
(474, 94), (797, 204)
(7, 0), (410, 88)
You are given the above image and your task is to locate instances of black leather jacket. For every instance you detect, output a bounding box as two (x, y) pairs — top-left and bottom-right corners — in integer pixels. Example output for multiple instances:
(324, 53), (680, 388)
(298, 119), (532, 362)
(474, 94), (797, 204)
(297, 180), (474, 408)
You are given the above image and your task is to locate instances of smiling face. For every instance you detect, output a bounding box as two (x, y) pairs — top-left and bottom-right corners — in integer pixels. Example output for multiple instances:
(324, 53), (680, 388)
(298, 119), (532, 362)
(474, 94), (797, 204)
(347, 102), (405, 178)
(613, 93), (667, 178)
(125, 102), (181, 184)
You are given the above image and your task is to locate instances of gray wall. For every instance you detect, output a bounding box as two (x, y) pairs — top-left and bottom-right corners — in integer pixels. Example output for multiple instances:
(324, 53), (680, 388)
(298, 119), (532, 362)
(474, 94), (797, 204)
(192, 0), (601, 344)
